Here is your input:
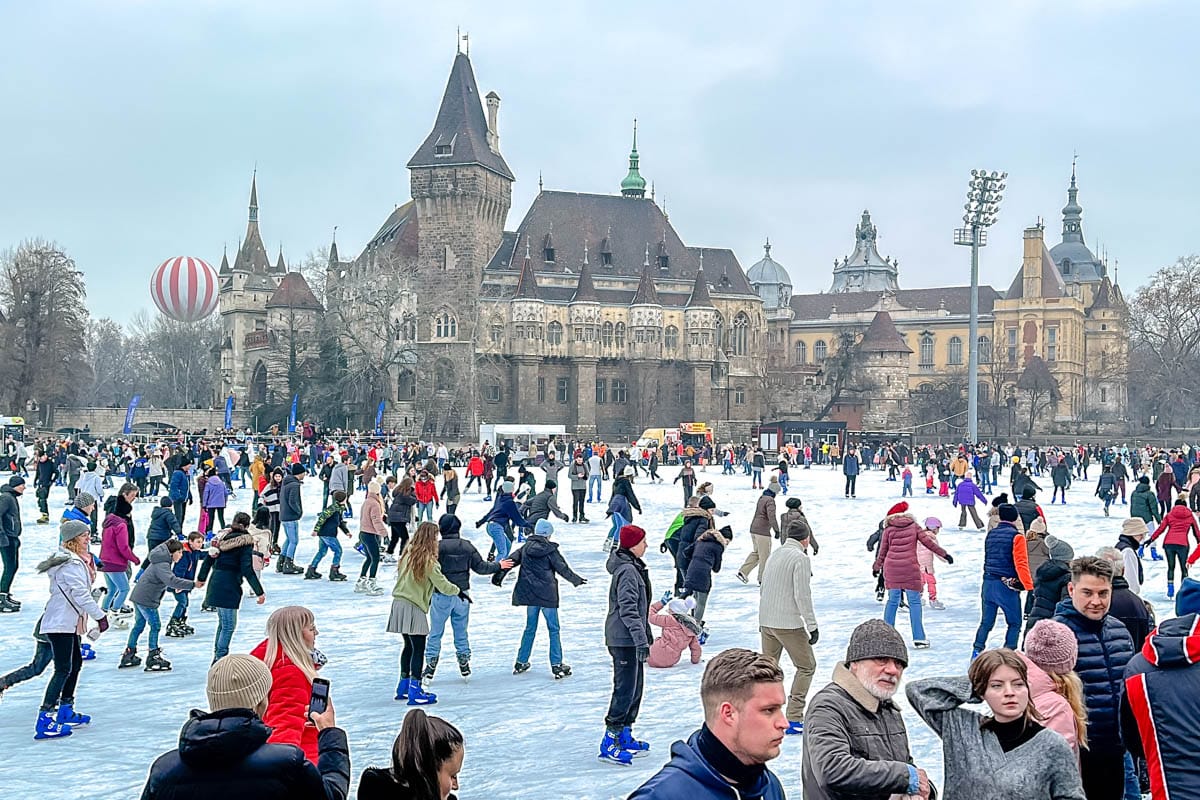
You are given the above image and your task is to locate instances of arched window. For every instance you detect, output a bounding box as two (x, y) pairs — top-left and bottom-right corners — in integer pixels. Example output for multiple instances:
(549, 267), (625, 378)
(664, 325), (679, 350)
(813, 340), (827, 362)
(614, 322), (625, 347)
(947, 336), (963, 365)
(601, 321), (614, 347)
(918, 382), (934, 393)
(795, 340), (807, 364)
(732, 312), (750, 356)
(401, 317), (416, 341)
(978, 335), (992, 364)
(434, 359), (455, 391)
(919, 334), (934, 366)
(250, 362), (267, 405)
(546, 321), (563, 346)
(435, 312), (457, 339)
(396, 369), (416, 400)
(714, 313), (724, 350)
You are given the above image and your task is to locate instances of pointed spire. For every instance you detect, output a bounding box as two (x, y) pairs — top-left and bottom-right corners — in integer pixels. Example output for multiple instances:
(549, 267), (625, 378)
(632, 251), (660, 305)
(687, 266), (713, 308)
(249, 170), (259, 222)
(232, 172), (270, 274)
(328, 227), (339, 266)
(272, 244), (286, 274)
(764, 237), (771, 258)
(572, 244), (599, 302)
(621, 118), (647, 198)
(513, 237), (541, 300)
(219, 245), (231, 276)
(1062, 156), (1085, 244)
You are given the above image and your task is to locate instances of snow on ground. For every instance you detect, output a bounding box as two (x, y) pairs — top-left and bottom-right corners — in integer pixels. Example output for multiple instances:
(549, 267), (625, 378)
(0, 463), (1167, 798)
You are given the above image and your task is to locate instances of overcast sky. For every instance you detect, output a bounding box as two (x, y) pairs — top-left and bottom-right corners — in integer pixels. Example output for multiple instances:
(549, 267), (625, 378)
(2, 0), (1196, 322)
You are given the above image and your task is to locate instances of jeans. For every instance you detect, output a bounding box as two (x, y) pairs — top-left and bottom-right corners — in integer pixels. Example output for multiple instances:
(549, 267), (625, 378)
(171, 590), (189, 619)
(752, 468), (763, 487)
(214, 607), (238, 662)
(0, 639), (53, 691)
(588, 475), (602, 502)
(128, 603), (161, 650)
(426, 593), (471, 661)
(605, 645), (644, 730)
(517, 606), (562, 665)
(359, 533), (381, 578)
(103, 571), (130, 611)
(281, 520), (299, 559)
(41, 633), (82, 712)
(1123, 752), (1140, 800)
(844, 474), (857, 496)
(487, 521), (511, 560)
(883, 589), (926, 641)
(416, 501), (434, 522)
(972, 576), (1022, 651)
(310, 535), (343, 567)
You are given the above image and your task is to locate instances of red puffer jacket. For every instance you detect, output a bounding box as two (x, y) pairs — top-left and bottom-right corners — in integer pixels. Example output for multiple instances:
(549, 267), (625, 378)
(1150, 504), (1200, 548)
(414, 477), (439, 505)
(872, 513), (949, 591)
(250, 639), (318, 764)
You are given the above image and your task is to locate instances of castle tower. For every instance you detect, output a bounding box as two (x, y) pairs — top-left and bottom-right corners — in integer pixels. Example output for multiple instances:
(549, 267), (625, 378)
(857, 311), (913, 429)
(830, 210), (899, 293)
(684, 268), (718, 421)
(569, 243), (601, 435)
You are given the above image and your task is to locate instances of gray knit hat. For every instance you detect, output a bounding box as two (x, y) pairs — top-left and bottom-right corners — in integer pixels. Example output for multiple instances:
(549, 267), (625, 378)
(207, 654), (273, 712)
(59, 518), (91, 544)
(844, 619), (909, 667)
(74, 491), (96, 510)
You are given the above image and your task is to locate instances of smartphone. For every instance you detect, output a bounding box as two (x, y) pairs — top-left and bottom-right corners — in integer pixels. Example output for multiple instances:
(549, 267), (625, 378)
(309, 677), (330, 715)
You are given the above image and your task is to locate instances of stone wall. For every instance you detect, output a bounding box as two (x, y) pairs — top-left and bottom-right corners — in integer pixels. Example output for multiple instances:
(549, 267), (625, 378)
(50, 407), (253, 435)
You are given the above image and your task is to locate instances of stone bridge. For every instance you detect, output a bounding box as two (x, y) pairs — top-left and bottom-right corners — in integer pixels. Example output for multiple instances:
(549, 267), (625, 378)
(48, 407), (253, 435)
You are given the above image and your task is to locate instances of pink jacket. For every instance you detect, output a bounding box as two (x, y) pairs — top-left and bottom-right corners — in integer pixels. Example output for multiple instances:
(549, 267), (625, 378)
(647, 601), (702, 668)
(916, 531), (941, 574)
(872, 513), (948, 591)
(1021, 653), (1079, 755)
(99, 513), (140, 573)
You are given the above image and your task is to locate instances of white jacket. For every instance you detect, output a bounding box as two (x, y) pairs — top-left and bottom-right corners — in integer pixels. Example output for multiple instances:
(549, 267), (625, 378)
(39, 549), (105, 634)
(758, 539), (818, 631)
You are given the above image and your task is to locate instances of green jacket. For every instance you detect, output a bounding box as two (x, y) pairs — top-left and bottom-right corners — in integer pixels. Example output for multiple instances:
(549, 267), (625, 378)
(1130, 483), (1161, 524)
(663, 512), (685, 542)
(392, 557), (459, 613)
(313, 502), (349, 537)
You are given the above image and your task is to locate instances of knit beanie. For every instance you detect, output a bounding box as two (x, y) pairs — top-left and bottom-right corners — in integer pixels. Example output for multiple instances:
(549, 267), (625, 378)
(923, 517), (942, 531)
(844, 619), (908, 667)
(698, 496), (717, 510)
(785, 497), (802, 510)
(998, 503), (1019, 522)
(767, 477), (781, 492)
(207, 654), (273, 712)
(1139, 475), (1151, 485)
(619, 524), (646, 549)
(545, 479), (557, 489)
(1121, 518), (1148, 538)
(1176, 578), (1200, 617)
(501, 479), (515, 493)
(992, 492), (1009, 507)
(290, 463), (307, 475)
(668, 597), (695, 615)
(1029, 517), (1047, 535)
(886, 501), (909, 516)
(719, 525), (734, 541)
(7, 475), (24, 488)
(159, 495), (172, 508)
(1021, 485), (1037, 500)
(73, 491), (96, 510)
(534, 519), (554, 537)
(1024, 620), (1078, 675)
(1046, 535), (1075, 562)
(59, 518), (90, 544)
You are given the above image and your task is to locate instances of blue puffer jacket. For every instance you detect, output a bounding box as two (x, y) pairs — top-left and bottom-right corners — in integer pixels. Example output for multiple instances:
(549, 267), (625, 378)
(476, 492), (527, 530)
(1122, 613), (1200, 800)
(168, 469), (191, 503)
(982, 521), (1021, 581)
(1054, 597), (1135, 754)
(628, 729), (785, 800)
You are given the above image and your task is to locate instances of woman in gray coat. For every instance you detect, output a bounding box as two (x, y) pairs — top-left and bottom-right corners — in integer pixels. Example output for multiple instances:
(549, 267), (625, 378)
(906, 648), (1085, 800)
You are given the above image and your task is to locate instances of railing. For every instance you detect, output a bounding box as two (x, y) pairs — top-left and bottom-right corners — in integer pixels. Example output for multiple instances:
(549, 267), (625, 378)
(244, 330), (273, 350)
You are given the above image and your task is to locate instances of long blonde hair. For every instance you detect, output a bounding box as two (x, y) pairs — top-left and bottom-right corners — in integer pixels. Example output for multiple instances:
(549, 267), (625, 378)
(263, 605), (318, 683)
(1048, 670), (1089, 749)
(401, 522), (440, 583)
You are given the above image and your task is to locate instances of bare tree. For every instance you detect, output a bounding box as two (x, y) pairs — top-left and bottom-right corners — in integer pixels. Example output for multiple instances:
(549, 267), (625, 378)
(128, 311), (220, 408)
(1017, 355), (1061, 436)
(814, 329), (874, 421)
(82, 318), (142, 407)
(910, 372), (968, 436)
(979, 356), (1021, 440)
(1128, 255), (1200, 427)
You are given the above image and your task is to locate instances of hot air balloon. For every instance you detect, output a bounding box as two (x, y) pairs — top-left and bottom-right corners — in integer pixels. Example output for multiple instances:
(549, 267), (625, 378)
(150, 256), (220, 323)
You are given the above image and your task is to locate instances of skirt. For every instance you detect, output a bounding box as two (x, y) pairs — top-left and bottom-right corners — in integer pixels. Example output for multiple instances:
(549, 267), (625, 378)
(386, 598), (430, 635)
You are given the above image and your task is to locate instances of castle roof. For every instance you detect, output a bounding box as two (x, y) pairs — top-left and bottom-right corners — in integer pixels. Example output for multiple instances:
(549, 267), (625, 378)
(512, 242), (541, 300)
(859, 311), (912, 353)
(266, 272), (323, 311)
(687, 268), (714, 307)
(631, 256), (660, 305)
(746, 239), (790, 287)
(1048, 162), (1104, 284)
(571, 250), (599, 302)
(232, 174), (272, 274)
(789, 285), (1000, 321)
(1006, 246), (1067, 300)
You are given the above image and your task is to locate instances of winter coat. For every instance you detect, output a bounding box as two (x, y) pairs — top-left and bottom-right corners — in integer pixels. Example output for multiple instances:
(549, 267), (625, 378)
(1156, 471), (1177, 503)
(906, 676), (1085, 800)
(167, 469), (191, 503)
(952, 477), (987, 507)
(358, 494), (387, 537)
(387, 490), (416, 525)
(1053, 598), (1135, 754)
(605, 548), (652, 648)
(0, 485), (21, 546)
(1130, 483), (1162, 524)
(279, 473), (304, 522)
(873, 513), (948, 592)
(1108, 576), (1151, 651)
(412, 477), (438, 506)
(646, 601), (702, 669)
(495, 533), (583, 608)
(842, 454), (860, 476)
(916, 530), (943, 575)
(748, 490), (780, 538)
(982, 521), (1033, 590)
(1121, 613), (1200, 800)
(523, 488), (568, 523)
(138, 708), (350, 800)
(779, 508), (819, 552)
(627, 729), (784, 800)
(1021, 654), (1080, 754)
(1148, 504), (1200, 548)
(201, 477), (229, 508)
(146, 506), (182, 549)
(391, 556), (458, 614)
(477, 492), (527, 529)
(327, 463), (349, 494)
(197, 530), (265, 609)
(38, 548), (105, 635)
(683, 528), (727, 595)
(675, 508), (715, 576)
(801, 662), (917, 800)
(1015, 497), (1042, 533)
(568, 461), (589, 490)
(100, 513), (140, 573)
(130, 543), (195, 609)
(611, 475), (641, 514)
(1026, 559), (1072, 633)
(1051, 462), (1072, 489)
(758, 539), (817, 631)
(250, 639), (319, 764)
(1026, 529), (1051, 581)
(436, 519), (498, 592)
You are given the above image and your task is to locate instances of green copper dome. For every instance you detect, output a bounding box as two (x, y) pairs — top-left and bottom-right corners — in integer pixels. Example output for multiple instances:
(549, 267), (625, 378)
(620, 119), (646, 198)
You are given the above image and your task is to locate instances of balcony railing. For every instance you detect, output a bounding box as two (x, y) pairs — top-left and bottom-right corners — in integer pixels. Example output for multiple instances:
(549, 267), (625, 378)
(244, 330), (273, 350)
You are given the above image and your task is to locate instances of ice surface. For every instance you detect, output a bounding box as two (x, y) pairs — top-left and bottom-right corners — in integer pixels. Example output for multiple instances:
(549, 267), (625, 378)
(0, 463), (1162, 798)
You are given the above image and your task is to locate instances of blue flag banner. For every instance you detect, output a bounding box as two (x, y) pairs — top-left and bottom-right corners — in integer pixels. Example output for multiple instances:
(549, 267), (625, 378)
(224, 395), (234, 430)
(122, 395), (141, 435)
(288, 395), (298, 433)
(375, 400), (386, 435)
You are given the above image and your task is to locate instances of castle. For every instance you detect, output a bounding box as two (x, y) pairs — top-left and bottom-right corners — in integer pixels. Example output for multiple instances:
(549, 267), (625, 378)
(215, 48), (1127, 440)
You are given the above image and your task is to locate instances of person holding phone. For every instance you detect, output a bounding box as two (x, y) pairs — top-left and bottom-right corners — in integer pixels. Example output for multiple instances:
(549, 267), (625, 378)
(251, 605), (326, 764)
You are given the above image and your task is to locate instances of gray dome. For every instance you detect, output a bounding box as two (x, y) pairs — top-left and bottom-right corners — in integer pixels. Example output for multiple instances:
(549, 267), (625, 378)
(1049, 241), (1102, 282)
(747, 241), (791, 287)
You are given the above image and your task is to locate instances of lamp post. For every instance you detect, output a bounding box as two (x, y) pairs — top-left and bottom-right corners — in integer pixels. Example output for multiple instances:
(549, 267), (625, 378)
(954, 169), (1006, 444)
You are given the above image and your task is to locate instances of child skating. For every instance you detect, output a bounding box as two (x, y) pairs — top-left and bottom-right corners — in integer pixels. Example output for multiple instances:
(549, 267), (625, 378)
(917, 517), (946, 610)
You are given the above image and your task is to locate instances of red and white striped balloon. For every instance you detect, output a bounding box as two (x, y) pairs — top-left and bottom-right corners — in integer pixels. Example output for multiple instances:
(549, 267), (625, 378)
(150, 256), (220, 323)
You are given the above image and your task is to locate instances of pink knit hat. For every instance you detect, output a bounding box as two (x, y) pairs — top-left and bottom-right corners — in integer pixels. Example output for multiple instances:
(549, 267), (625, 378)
(1024, 620), (1078, 675)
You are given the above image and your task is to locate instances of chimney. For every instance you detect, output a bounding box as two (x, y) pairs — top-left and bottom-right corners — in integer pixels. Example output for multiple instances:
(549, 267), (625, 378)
(1022, 222), (1045, 299)
(485, 91), (500, 153)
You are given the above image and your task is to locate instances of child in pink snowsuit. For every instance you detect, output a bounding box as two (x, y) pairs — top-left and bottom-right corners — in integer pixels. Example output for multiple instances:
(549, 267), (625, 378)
(647, 597), (703, 668)
(917, 516), (945, 610)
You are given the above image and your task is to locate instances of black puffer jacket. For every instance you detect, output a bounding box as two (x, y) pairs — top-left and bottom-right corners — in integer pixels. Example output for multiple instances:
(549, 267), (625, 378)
(683, 528), (728, 594)
(605, 548), (652, 648)
(197, 529), (265, 609)
(387, 490), (416, 525)
(674, 509), (714, 577)
(436, 515), (498, 592)
(146, 505), (182, 550)
(1054, 597), (1135, 755)
(522, 488), (568, 524)
(0, 484), (21, 546)
(139, 708), (350, 800)
(494, 533), (583, 608)
(1025, 559), (1071, 634)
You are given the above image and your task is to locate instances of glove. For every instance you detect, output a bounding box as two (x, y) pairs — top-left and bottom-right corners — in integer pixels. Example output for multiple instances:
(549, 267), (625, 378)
(944, 554), (954, 565)
(808, 628), (820, 645)
(457, 591), (473, 604)
(811, 544), (819, 556)
(660, 590), (674, 605)
(659, 541), (668, 554)
(872, 570), (881, 578)
(577, 577), (588, 585)
(97, 616), (110, 633)
(636, 645), (650, 663)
